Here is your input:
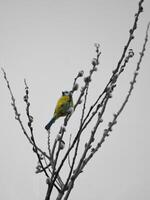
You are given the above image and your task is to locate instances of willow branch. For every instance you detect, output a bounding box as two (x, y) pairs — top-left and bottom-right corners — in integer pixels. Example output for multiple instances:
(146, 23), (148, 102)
(81, 21), (150, 171)
(82, 0), (144, 127)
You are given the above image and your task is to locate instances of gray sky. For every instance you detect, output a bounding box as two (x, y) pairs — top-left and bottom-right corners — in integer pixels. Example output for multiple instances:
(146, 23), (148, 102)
(0, 0), (150, 199)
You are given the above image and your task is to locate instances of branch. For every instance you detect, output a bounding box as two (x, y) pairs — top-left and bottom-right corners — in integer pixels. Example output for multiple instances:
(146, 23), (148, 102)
(67, 134), (72, 169)
(1, 68), (61, 192)
(48, 45), (101, 194)
(24, 80), (50, 178)
(62, 44), (101, 192)
(82, 0), (144, 127)
(81, 21), (150, 171)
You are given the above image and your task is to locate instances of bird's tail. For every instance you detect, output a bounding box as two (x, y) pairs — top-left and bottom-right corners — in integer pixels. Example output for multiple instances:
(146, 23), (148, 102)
(45, 117), (56, 130)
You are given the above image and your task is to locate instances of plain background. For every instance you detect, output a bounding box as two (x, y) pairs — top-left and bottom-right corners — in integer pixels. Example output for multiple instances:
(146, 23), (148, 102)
(0, 0), (150, 199)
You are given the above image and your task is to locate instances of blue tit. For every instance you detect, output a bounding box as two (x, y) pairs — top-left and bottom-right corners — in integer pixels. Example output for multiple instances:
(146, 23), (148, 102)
(45, 91), (73, 130)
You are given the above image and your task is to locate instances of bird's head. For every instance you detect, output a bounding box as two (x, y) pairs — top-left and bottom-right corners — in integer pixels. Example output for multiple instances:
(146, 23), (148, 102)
(62, 91), (70, 96)
(62, 91), (73, 100)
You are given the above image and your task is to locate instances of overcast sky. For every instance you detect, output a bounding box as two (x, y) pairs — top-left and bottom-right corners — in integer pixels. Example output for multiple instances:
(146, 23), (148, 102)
(0, 0), (150, 200)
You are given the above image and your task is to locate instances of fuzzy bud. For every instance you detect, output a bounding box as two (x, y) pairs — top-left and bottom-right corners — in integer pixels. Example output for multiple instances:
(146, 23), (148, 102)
(91, 137), (95, 142)
(78, 70), (84, 77)
(60, 140), (65, 150)
(139, 6), (143, 12)
(23, 95), (27, 102)
(35, 169), (40, 174)
(78, 99), (83, 104)
(129, 29), (133, 34)
(84, 76), (91, 84)
(15, 116), (19, 120)
(109, 127), (112, 132)
(113, 120), (117, 125)
(73, 83), (79, 91)
(84, 143), (88, 148)
(61, 125), (66, 132)
(108, 122), (112, 127)
(68, 107), (74, 114)
(32, 146), (36, 153)
(106, 86), (111, 93)
(111, 74), (118, 84)
(80, 86), (85, 93)
(35, 165), (41, 173)
(130, 81), (133, 85)
(108, 93), (112, 98)
(134, 71), (138, 76)
(129, 49), (134, 57)
(134, 13), (138, 17)
(94, 43), (100, 49)
(99, 118), (103, 123)
(36, 164), (41, 170)
(112, 69), (117, 74)
(113, 113), (117, 118)
(56, 133), (61, 141)
(92, 58), (98, 66)
(40, 154), (44, 160)
(29, 115), (33, 122)
(93, 66), (98, 72)
(73, 169), (77, 174)
(139, 52), (144, 56)
(46, 177), (51, 185)
(104, 132), (109, 137)
(104, 129), (109, 136)
(94, 43), (100, 54)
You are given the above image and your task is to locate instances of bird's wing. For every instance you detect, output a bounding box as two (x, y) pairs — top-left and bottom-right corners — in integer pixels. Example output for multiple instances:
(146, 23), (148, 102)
(54, 95), (70, 116)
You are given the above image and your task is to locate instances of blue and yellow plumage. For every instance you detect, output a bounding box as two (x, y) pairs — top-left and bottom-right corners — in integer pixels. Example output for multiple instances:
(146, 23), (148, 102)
(45, 91), (73, 130)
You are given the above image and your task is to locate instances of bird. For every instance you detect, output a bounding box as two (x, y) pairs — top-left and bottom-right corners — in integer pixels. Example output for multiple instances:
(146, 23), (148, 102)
(45, 91), (73, 130)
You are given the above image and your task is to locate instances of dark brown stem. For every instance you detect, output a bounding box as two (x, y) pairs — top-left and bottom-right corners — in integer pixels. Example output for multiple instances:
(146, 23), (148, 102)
(45, 184), (51, 200)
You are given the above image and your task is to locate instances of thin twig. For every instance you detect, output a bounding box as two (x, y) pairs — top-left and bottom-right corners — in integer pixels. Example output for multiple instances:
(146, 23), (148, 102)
(67, 134), (72, 169)
(47, 129), (52, 158)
